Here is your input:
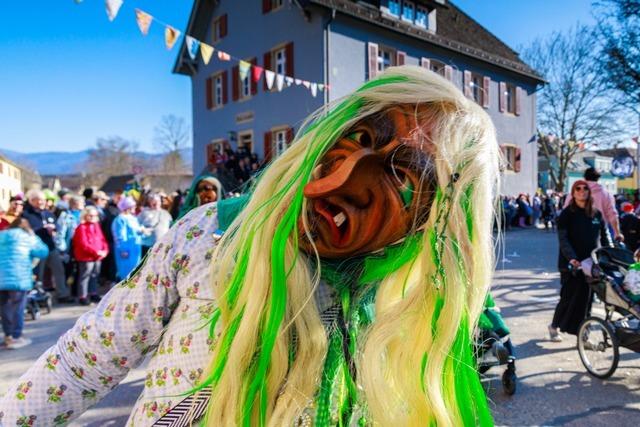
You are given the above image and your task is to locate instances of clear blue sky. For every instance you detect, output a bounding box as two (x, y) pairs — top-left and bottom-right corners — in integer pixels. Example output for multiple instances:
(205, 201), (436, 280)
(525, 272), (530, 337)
(0, 0), (595, 154)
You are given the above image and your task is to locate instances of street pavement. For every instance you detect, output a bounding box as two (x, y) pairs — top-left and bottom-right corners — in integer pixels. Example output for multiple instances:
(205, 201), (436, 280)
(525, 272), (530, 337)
(1, 228), (640, 426)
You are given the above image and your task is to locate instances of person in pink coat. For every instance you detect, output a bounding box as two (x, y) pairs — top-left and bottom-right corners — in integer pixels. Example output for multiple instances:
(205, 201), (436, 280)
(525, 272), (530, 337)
(72, 206), (109, 305)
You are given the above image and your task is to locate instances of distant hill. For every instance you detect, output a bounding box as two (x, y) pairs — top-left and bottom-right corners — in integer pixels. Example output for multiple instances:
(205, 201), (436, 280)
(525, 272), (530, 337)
(0, 148), (192, 175)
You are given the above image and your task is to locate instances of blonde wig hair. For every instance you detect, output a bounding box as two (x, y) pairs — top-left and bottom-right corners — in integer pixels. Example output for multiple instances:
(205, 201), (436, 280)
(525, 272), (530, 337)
(197, 66), (500, 426)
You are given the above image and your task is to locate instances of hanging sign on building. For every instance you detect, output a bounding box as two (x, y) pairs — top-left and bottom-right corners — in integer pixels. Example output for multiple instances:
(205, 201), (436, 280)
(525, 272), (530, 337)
(236, 111), (254, 124)
(611, 155), (635, 178)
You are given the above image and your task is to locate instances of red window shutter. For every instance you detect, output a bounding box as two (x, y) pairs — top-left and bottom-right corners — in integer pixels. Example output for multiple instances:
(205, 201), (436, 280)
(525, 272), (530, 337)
(515, 86), (522, 116)
(222, 71), (228, 104)
(420, 57), (430, 70)
(264, 131), (273, 163)
(262, 0), (271, 14)
(286, 127), (294, 145)
(499, 82), (506, 112)
(263, 51), (272, 91)
(444, 65), (453, 81)
(206, 77), (213, 109)
(250, 58), (258, 95)
(482, 76), (490, 108)
(285, 42), (294, 77)
(220, 14), (228, 38)
(463, 70), (472, 98)
(232, 65), (239, 101)
(396, 50), (406, 66)
(514, 147), (522, 172)
(368, 42), (379, 80)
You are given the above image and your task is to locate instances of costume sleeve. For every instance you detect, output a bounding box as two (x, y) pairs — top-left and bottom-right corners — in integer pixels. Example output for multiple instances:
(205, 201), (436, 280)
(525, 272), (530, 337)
(557, 210), (578, 261)
(0, 214), (187, 426)
(30, 235), (50, 260)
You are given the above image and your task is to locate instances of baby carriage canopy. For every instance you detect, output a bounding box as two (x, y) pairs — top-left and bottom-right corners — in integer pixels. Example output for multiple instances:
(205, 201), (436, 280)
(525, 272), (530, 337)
(590, 246), (640, 319)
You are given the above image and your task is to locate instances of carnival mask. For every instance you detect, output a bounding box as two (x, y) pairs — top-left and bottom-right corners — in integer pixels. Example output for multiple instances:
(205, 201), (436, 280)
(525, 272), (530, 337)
(301, 105), (437, 259)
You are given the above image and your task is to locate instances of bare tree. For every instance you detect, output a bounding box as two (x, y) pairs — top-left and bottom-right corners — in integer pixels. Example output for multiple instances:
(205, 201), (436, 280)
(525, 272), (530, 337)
(522, 25), (627, 191)
(83, 136), (143, 187)
(153, 115), (190, 173)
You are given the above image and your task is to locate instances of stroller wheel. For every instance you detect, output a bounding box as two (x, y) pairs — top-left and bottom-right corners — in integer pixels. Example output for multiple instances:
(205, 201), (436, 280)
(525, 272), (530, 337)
(578, 316), (619, 379)
(501, 369), (517, 395)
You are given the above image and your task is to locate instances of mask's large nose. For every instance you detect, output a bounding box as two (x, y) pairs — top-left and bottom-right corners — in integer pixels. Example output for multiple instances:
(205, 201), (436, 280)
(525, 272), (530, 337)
(303, 148), (384, 206)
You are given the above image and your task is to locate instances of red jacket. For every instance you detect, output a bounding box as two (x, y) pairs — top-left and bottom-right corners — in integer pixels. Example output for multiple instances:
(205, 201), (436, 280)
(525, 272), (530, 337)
(73, 222), (109, 262)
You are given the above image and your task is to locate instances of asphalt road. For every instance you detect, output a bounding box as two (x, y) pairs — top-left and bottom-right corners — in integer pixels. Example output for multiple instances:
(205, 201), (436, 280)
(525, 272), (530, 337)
(2, 228), (639, 426)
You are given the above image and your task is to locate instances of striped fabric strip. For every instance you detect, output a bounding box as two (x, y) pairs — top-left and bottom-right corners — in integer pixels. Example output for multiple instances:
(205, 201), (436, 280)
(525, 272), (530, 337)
(152, 388), (211, 426)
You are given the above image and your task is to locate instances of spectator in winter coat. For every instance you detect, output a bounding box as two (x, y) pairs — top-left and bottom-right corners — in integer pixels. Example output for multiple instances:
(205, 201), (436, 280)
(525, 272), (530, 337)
(0, 195), (24, 231)
(112, 196), (144, 280)
(73, 206), (109, 305)
(0, 218), (49, 349)
(55, 195), (85, 258)
(22, 189), (72, 302)
(138, 193), (173, 258)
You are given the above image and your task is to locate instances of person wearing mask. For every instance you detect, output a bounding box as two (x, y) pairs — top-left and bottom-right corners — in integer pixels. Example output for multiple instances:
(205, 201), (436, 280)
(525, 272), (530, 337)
(549, 180), (612, 341)
(111, 196), (144, 280)
(0, 218), (49, 349)
(177, 174), (224, 220)
(22, 190), (73, 303)
(620, 202), (640, 252)
(564, 167), (622, 241)
(138, 193), (173, 258)
(73, 206), (109, 305)
(0, 195), (24, 231)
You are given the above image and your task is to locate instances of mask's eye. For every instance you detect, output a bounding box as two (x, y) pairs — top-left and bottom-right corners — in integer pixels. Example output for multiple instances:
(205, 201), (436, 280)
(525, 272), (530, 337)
(347, 130), (372, 147)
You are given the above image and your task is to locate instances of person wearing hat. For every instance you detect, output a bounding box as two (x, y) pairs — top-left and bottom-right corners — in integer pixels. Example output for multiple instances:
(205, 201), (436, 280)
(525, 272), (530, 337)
(564, 167), (622, 241)
(177, 174), (224, 220)
(620, 202), (640, 252)
(111, 196), (144, 280)
(0, 195), (24, 231)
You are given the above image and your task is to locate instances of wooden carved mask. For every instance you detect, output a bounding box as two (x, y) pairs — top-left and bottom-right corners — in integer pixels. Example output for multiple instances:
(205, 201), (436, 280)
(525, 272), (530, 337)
(300, 105), (437, 259)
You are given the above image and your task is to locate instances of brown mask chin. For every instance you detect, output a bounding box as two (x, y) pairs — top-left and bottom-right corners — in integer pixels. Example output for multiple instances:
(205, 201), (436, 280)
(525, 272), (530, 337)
(299, 105), (437, 259)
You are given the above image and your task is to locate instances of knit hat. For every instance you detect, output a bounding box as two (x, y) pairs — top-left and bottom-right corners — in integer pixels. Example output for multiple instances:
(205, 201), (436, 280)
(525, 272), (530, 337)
(621, 202), (634, 213)
(117, 196), (137, 211)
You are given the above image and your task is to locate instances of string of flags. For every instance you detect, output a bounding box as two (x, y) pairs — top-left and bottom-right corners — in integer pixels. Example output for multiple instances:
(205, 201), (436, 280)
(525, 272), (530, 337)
(81, 0), (329, 97)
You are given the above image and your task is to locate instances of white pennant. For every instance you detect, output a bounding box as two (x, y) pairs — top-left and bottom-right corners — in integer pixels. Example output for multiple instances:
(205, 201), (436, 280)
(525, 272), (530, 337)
(105, 0), (123, 21)
(294, 78), (302, 85)
(318, 84), (325, 92)
(302, 80), (311, 89)
(185, 36), (200, 61)
(276, 74), (285, 92)
(239, 61), (251, 81)
(264, 70), (275, 90)
(310, 83), (318, 97)
(285, 76), (294, 87)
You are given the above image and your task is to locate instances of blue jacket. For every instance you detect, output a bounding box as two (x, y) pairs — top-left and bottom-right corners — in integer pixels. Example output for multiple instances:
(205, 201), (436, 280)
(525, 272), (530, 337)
(0, 228), (49, 291)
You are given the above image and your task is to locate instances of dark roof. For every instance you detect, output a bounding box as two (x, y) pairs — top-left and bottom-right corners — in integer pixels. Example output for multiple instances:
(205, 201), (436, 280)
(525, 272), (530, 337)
(100, 174), (136, 194)
(595, 148), (637, 159)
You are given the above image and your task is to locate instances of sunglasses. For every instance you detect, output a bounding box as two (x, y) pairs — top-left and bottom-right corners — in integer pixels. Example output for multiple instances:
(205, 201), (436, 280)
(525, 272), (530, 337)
(574, 185), (589, 192)
(196, 185), (216, 193)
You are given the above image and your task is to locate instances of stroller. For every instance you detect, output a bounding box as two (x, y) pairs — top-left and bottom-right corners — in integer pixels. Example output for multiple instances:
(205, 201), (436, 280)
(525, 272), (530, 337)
(476, 293), (517, 395)
(578, 246), (640, 378)
(25, 281), (53, 321)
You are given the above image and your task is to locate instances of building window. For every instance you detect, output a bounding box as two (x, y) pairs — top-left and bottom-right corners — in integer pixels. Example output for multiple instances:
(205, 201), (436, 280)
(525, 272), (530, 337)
(471, 73), (484, 105)
(430, 59), (446, 76)
(505, 83), (517, 114)
(271, 0), (284, 10)
(415, 6), (428, 28)
(214, 75), (223, 107)
(238, 130), (254, 154)
(402, 1), (415, 22)
(377, 46), (396, 72)
(274, 48), (286, 75)
(501, 145), (521, 173)
(211, 15), (228, 43)
(274, 129), (288, 156)
(388, 0), (401, 16)
(0, 163), (3, 174)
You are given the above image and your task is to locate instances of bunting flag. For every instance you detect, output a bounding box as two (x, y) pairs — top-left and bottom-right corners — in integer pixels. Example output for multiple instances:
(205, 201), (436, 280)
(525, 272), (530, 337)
(310, 82), (318, 97)
(264, 70), (275, 90)
(134, 9), (152, 35)
(165, 26), (180, 50)
(186, 36), (200, 60)
(251, 65), (263, 83)
(105, 0), (123, 21)
(275, 74), (285, 92)
(302, 80), (311, 89)
(200, 43), (214, 65)
(217, 50), (231, 61)
(294, 78), (302, 85)
(239, 61), (251, 81)
(285, 76), (294, 87)
(318, 83), (324, 92)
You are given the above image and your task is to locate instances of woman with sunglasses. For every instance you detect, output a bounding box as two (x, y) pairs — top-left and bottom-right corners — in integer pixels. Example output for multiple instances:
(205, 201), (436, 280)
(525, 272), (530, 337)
(177, 174), (224, 220)
(549, 179), (612, 341)
(0, 196), (24, 231)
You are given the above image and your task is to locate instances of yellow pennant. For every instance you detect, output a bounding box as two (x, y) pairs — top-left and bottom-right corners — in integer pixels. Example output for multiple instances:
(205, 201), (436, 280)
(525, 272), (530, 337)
(200, 43), (214, 65)
(135, 9), (152, 36)
(165, 26), (180, 50)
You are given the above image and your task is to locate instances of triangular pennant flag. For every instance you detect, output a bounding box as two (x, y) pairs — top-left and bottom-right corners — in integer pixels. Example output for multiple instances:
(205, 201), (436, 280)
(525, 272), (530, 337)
(294, 78), (302, 86)
(200, 43), (214, 65)
(325, 84), (330, 91)
(251, 65), (263, 83)
(310, 83), (318, 97)
(239, 61), (251, 81)
(135, 9), (152, 35)
(276, 74), (285, 91)
(264, 70), (275, 90)
(165, 26), (180, 50)
(186, 36), (200, 61)
(285, 76), (294, 87)
(302, 80), (311, 89)
(217, 50), (231, 61)
(105, 0), (123, 21)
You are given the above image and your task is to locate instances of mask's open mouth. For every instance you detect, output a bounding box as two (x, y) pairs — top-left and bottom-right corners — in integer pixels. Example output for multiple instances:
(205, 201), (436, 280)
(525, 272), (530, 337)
(313, 199), (350, 247)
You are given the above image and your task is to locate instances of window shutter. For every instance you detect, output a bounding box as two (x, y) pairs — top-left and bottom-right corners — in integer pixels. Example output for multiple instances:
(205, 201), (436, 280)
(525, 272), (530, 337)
(396, 50), (406, 66)
(463, 70), (472, 98)
(420, 57), (430, 70)
(515, 86), (522, 116)
(482, 76), (490, 108)
(514, 147), (522, 172)
(285, 42), (294, 77)
(264, 131), (273, 163)
(222, 71), (228, 104)
(444, 65), (453, 81)
(250, 58), (258, 95)
(499, 82), (506, 112)
(220, 14), (228, 38)
(232, 66), (239, 101)
(206, 77), (213, 109)
(263, 51), (272, 91)
(262, 0), (271, 14)
(286, 127), (294, 145)
(368, 42), (379, 80)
